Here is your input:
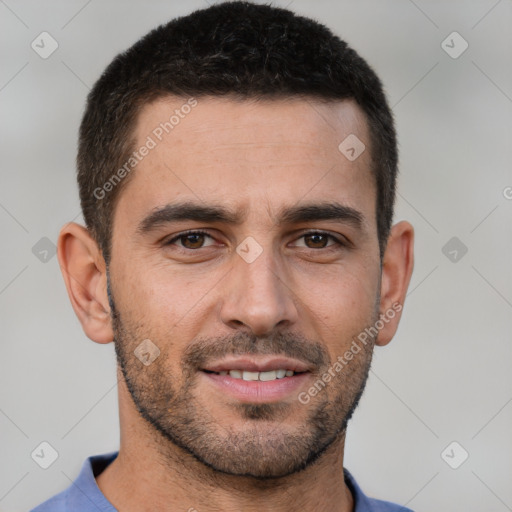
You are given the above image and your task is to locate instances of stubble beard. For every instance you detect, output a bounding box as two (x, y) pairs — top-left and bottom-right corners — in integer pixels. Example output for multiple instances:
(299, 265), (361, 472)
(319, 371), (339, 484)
(108, 281), (376, 479)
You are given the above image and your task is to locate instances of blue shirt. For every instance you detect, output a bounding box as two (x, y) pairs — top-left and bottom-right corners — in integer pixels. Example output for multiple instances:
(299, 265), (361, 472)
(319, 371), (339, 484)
(31, 451), (414, 511)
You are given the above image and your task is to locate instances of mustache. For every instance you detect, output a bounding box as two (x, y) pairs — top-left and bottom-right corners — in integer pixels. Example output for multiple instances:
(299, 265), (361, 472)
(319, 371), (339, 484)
(181, 330), (329, 372)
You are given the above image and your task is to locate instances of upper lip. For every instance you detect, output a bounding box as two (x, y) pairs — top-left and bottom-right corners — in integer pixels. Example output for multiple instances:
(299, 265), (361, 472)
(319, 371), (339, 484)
(202, 356), (312, 373)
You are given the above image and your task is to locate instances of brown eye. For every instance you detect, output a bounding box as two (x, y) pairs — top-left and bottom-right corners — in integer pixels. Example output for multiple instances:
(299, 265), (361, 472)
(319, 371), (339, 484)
(294, 231), (341, 249)
(304, 233), (330, 248)
(180, 233), (206, 249)
(166, 230), (215, 250)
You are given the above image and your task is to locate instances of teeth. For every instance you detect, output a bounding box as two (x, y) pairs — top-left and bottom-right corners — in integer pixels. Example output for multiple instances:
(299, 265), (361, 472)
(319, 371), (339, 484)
(223, 369), (296, 381)
(259, 370), (277, 381)
(242, 371), (259, 381)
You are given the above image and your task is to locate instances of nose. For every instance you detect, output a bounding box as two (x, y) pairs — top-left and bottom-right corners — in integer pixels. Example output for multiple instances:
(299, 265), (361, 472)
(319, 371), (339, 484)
(219, 244), (299, 337)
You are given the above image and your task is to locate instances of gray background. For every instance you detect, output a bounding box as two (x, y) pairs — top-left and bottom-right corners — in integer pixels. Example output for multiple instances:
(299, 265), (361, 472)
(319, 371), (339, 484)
(1, 0), (511, 510)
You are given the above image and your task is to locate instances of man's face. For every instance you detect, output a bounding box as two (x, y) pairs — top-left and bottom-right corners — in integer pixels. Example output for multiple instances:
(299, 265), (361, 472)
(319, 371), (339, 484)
(108, 96), (382, 478)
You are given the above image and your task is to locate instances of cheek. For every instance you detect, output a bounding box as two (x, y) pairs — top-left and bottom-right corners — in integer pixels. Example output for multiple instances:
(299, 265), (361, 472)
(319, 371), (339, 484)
(117, 257), (199, 311)
(122, 265), (219, 342)
(299, 263), (379, 357)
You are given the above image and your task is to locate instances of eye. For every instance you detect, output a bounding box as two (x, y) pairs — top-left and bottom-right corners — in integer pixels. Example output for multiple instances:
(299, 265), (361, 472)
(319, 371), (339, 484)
(292, 231), (344, 249)
(164, 230), (345, 252)
(165, 230), (216, 250)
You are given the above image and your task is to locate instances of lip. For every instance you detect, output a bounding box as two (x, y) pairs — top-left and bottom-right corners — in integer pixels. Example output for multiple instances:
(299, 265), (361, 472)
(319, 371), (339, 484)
(200, 371), (312, 404)
(202, 356), (312, 373)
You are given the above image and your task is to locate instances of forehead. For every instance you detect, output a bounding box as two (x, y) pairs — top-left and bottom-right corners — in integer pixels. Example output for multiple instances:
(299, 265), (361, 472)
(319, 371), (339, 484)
(115, 95), (375, 228)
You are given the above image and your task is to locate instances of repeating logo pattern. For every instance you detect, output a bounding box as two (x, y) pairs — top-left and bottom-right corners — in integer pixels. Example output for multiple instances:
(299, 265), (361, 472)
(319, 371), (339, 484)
(1, 2), (510, 511)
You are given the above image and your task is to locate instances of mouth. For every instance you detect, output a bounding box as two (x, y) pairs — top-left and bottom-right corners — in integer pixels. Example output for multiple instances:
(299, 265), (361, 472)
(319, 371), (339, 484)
(203, 368), (305, 381)
(200, 356), (313, 403)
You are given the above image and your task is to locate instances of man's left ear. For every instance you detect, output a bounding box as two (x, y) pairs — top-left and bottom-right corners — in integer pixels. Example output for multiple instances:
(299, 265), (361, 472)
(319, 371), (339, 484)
(376, 221), (414, 346)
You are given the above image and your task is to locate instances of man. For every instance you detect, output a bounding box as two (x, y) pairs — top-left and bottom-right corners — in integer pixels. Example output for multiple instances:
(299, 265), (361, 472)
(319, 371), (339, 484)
(32, 1), (414, 510)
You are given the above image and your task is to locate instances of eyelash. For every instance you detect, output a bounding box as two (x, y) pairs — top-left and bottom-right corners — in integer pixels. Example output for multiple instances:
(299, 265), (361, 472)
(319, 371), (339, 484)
(165, 229), (346, 251)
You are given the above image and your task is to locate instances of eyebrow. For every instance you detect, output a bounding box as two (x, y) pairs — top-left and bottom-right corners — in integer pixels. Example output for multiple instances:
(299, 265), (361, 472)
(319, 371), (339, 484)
(137, 200), (364, 234)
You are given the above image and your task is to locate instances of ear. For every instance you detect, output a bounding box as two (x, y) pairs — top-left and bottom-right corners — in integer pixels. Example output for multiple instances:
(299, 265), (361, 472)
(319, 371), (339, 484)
(375, 221), (414, 346)
(57, 222), (114, 344)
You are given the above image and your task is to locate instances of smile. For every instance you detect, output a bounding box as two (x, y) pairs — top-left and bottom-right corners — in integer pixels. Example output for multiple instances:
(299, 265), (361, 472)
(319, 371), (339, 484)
(204, 369), (301, 381)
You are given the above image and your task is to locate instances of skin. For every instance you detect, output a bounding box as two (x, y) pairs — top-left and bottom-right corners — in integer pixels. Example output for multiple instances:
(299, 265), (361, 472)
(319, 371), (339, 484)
(58, 96), (414, 512)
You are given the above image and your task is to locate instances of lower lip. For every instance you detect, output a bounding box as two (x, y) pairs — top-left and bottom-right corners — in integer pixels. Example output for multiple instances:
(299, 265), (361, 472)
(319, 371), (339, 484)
(201, 371), (311, 403)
